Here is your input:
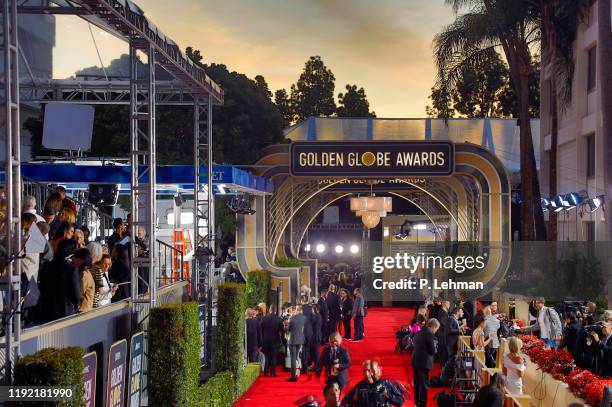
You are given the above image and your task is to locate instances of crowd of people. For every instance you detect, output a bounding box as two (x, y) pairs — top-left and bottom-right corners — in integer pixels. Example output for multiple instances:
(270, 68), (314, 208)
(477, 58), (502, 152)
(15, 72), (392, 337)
(244, 292), (611, 407)
(15, 187), (148, 326)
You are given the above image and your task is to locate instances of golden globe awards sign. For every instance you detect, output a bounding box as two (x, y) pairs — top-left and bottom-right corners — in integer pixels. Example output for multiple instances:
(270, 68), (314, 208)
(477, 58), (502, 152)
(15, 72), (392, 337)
(289, 141), (454, 177)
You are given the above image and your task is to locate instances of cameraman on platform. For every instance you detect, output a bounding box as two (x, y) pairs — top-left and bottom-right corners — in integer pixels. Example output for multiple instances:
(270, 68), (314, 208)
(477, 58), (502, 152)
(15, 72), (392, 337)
(343, 360), (404, 407)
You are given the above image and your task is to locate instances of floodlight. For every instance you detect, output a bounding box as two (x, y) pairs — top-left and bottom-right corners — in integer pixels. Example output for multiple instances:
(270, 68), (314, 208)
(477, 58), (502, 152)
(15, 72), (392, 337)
(334, 244), (344, 254)
(349, 244), (359, 254)
(315, 243), (325, 254)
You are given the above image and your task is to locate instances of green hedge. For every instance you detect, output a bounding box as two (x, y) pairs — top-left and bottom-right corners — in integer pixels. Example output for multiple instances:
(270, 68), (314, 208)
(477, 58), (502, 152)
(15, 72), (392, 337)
(201, 363), (261, 407)
(149, 302), (201, 407)
(246, 269), (271, 307)
(238, 363), (261, 396)
(14, 346), (84, 407)
(275, 256), (303, 267)
(201, 371), (235, 407)
(216, 283), (247, 379)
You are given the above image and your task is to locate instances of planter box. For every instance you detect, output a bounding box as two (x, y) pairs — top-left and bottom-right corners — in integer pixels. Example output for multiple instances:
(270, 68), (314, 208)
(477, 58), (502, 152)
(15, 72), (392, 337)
(523, 356), (588, 407)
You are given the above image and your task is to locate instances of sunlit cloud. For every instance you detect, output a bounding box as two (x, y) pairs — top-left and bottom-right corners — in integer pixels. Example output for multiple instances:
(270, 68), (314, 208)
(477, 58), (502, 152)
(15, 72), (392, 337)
(52, 0), (454, 117)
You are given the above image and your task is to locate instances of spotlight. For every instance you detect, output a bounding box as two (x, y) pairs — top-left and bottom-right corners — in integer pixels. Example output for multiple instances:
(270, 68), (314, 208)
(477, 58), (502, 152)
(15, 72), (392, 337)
(541, 198), (550, 212)
(217, 184), (227, 195)
(315, 243), (325, 254)
(334, 244), (344, 254)
(553, 194), (569, 212)
(304, 243), (311, 252)
(226, 196), (256, 215)
(349, 244), (359, 254)
(585, 195), (604, 213)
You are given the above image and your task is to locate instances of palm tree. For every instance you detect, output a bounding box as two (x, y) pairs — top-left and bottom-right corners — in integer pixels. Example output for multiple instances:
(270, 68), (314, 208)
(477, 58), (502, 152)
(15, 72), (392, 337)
(434, 0), (546, 241)
(539, 0), (591, 241)
(598, 0), (612, 303)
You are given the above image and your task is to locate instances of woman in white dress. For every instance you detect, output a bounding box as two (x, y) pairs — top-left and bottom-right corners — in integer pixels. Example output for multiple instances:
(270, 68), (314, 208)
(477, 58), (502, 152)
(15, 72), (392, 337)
(503, 336), (527, 394)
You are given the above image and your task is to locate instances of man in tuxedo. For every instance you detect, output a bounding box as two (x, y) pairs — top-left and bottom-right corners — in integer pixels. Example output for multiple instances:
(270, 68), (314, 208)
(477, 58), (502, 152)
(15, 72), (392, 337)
(412, 318), (440, 407)
(594, 321), (612, 377)
(286, 305), (307, 382)
(318, 290), (330, 345)
(301, 298), (314, 370)
(437, 300), (450, 366)
(326, 284), (341, 335)
(445, 307), (466, 361)
(317, 331), (351, 390)
(261, 305), (284, 376)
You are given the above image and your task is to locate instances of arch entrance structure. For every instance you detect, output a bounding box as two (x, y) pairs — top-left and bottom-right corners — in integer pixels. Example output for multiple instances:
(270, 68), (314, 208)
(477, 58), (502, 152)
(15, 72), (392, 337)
(236, 118), (531, 305)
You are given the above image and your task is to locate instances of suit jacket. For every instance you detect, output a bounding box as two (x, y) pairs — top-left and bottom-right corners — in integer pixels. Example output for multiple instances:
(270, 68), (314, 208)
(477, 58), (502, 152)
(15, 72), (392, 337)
(352, 294), (365, 317)
(445, 315), (461, 350)
(412, 328), (437, 369)
(326, 292), (341, 320)
(437, 308), (449, 342)
(288, 313), (307, 345)
(246, 318), (261, 353)
(261, 313), (284, 348)
(318, 345), (351, 387)
(318, 297), (329, 323)
(38, 258), (81, 322)
(303, 310), (313, 339)
(341, 297), (353, 319)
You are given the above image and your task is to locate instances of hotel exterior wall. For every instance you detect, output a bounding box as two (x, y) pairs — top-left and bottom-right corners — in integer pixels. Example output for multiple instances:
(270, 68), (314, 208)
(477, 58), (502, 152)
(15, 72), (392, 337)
(540, 0), (610, 241)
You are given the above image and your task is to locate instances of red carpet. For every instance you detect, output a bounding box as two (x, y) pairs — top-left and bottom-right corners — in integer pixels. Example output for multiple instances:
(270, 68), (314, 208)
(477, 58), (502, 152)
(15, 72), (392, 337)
(235, 307), (447, 406)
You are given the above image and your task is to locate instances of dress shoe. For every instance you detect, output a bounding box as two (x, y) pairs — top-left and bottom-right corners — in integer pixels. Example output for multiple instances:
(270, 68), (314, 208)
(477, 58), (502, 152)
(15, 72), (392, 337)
(286, 377), (298, 382)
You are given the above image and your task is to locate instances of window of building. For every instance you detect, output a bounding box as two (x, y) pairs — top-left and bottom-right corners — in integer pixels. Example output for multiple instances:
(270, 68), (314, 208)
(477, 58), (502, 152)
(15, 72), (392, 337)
(587, 46), (596, 92)
(585, 221), (595, 242)
(586, 134), (595, 178)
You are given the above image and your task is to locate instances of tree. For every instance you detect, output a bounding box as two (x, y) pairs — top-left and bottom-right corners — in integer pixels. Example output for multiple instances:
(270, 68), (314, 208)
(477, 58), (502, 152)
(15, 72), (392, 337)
(539, 0), (591, 241)
(336, 84), (375, 117)
(497, 58), (541, 118)
(452, 49), (507, 117)
(274, 89), (293, 127)
(289, 56), (336, 121)
(254, 75), (272, 99)
(434, 0), (546, 241)
(425, 82), (455, 118)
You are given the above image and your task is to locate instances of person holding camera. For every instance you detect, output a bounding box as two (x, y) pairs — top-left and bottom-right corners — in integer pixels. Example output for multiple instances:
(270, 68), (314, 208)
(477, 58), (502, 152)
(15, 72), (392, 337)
(343, 360), (404, 407)
(317, 331), (351, 390)
(592, 321), (612, 377)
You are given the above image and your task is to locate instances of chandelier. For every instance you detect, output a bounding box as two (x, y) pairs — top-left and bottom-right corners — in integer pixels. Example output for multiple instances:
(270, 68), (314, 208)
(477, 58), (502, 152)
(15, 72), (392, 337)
(350, 196), (392, 229)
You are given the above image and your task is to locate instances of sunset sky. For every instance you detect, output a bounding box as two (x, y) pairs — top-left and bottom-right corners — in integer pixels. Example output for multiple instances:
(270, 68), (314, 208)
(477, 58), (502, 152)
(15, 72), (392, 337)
(53, 0), (455, 117)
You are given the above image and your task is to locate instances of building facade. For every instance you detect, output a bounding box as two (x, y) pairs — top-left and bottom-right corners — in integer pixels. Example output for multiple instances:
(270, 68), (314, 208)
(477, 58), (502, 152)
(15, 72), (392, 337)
(540, 0), (609, 241)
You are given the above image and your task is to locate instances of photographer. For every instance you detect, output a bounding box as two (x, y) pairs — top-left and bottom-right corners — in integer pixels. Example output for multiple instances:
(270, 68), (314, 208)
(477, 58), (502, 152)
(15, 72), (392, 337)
(343, 360), (404, 407)
(592, 321), (612, 377)
(560, 312), (582, 361)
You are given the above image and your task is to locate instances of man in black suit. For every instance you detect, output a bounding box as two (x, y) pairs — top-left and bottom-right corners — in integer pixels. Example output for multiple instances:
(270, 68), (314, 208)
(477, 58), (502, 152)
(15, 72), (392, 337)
(261, 305), (284, 376)
(446, 306), (466, 361)
(318, 290), (330, 345)
(246, 309), (261, 362)
(437, 300), (450, 366)
(301, 298), (314, 370)
(595, 321), (612, 377)
(412, 318), (440, 407)
(317, 331), (351, 390)
(285, 305), (307, 382)
(326, 285), (341, 336)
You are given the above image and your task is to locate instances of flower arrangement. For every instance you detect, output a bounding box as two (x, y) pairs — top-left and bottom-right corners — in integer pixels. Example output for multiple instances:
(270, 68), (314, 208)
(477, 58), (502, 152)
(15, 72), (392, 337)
(516, 336), (611, 404)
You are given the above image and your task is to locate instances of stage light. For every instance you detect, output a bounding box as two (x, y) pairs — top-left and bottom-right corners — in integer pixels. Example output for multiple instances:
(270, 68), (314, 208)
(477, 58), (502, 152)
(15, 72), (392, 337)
(541, 198), (550, 212)
(553, 194), (569, 212)
(413, 224), (427, 230)
(315, 243), (325, 254)
(586, 195), (604, 213)
(349, 244), (359, 254)
(304, 243), (311, 252)
(334, 244), (344, 254)
(217, 184), (227, 195)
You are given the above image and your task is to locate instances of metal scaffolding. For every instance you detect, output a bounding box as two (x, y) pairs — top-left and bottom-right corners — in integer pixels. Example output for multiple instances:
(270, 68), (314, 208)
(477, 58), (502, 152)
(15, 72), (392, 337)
(0, 0), (21, 385)
(0, 0), (223, 382)
(193, 95), (215, 368)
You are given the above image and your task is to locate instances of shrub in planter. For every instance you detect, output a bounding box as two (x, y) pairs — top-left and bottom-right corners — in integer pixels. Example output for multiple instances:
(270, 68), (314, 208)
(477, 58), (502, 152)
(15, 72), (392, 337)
(238, 363), (261, 396)
(275, 257), (302, 268)
(14, 346), (84, 407)
(149, 302), (201, 407)
(246, 269), (271, 307)
(216, 283), (247, 379)
(201, 371), (236, 407)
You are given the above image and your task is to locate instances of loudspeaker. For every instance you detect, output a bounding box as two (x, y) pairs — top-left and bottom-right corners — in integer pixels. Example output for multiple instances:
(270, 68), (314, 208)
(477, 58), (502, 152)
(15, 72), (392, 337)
(88, 184), (119, 206)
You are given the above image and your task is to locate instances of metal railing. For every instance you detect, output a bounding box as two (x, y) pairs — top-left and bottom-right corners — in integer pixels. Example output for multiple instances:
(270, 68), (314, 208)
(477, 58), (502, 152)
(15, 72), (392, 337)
(156, 239), (184, 287)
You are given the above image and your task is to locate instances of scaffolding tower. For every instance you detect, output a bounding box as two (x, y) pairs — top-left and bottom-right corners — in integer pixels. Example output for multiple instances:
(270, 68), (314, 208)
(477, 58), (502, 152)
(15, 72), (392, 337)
(0, 0), (223, 382)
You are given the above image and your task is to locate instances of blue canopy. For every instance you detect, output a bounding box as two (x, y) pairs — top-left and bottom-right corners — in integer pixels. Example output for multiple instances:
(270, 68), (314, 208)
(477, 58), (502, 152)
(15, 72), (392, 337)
(6, 163), (272, 195)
